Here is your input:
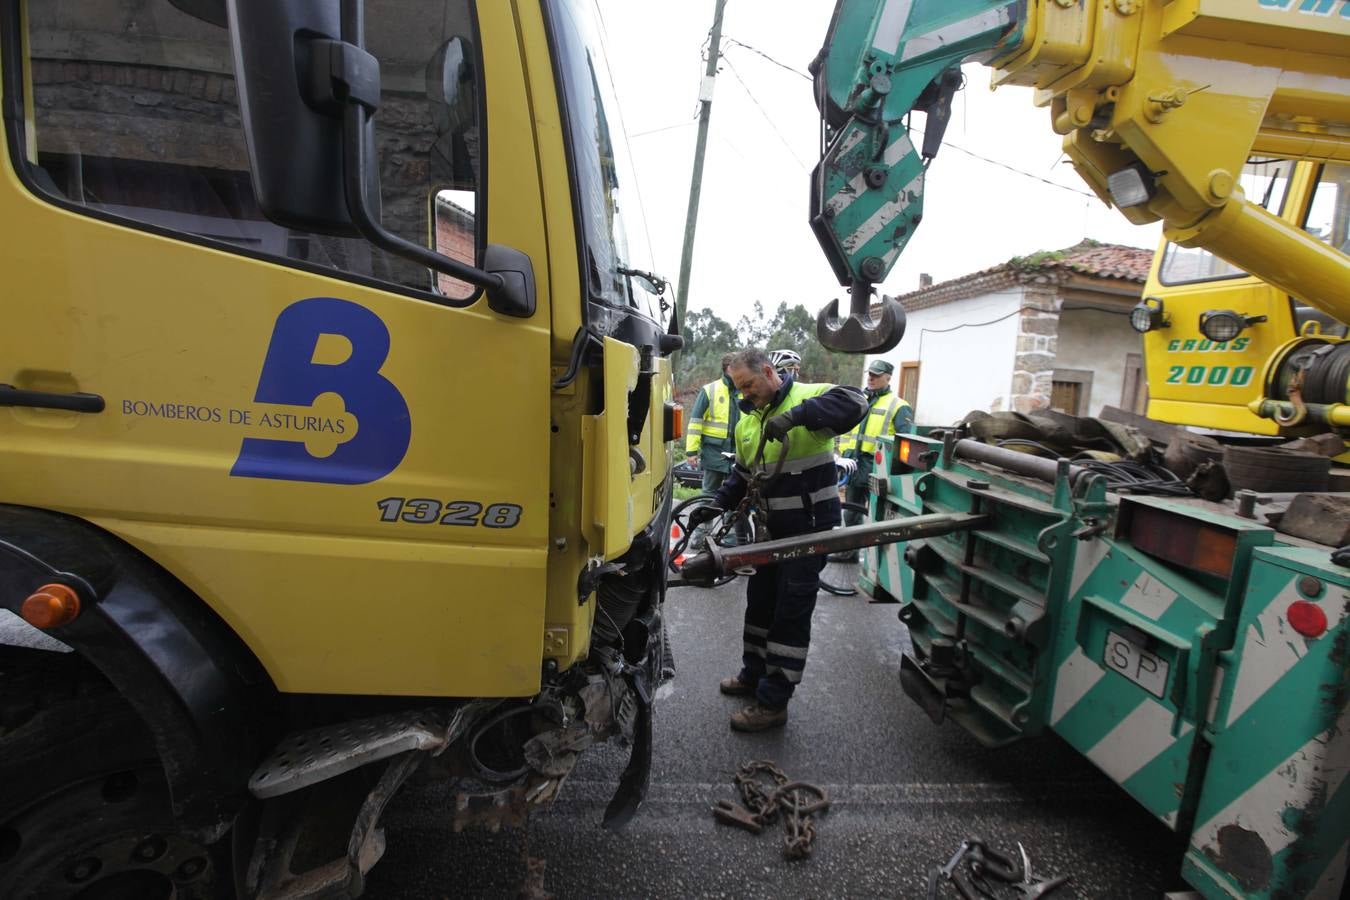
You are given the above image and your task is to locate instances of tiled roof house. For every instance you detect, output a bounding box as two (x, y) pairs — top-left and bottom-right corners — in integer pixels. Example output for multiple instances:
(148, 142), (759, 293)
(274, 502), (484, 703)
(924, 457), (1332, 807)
(871, 240), (1154, 423)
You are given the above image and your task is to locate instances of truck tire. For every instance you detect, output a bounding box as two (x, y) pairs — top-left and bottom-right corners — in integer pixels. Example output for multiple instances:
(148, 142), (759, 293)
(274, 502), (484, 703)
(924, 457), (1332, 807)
(1223, 445), (1331, 494)
(0, 647), (236, 899)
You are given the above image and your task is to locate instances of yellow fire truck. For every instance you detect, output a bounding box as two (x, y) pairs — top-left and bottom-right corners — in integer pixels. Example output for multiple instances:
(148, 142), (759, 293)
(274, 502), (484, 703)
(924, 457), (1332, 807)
(0, 1), (678, 896)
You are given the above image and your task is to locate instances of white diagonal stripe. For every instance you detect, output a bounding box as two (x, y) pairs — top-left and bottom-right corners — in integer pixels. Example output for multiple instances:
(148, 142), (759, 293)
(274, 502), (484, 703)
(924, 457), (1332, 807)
(1194, 700), (1350, 863)
(1084, 700), (1189, 786)
(871, 0), (914, 52)
(888, 541), (904, 600)
(1227, 580), (1308, 727)
(827, 133), (916, 217)
(899, 9), (1013, 63)
(1050, 646), (1105, 726)
(843, 172), (925, 253)
(1119, 573), (1178, 621)
(1069, 537), (1109, 600)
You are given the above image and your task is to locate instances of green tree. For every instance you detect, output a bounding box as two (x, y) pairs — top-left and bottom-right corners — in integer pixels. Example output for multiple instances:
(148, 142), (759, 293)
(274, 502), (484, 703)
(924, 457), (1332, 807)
(676, 301), (866, 399)
(676, 306), (739, 395)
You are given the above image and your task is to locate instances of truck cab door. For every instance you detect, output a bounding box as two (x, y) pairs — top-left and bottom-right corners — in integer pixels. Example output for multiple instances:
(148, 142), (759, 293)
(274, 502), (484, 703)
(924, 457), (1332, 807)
(0, 0), (555, 697)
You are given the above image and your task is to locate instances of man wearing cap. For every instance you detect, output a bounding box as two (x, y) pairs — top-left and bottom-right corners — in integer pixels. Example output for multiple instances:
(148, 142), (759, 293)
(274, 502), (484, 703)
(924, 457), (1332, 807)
(838, 359), (914, 528)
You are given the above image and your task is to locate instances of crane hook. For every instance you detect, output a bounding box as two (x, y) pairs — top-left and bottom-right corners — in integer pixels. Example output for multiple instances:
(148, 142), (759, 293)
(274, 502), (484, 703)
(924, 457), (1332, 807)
(817, 280), (906, 354)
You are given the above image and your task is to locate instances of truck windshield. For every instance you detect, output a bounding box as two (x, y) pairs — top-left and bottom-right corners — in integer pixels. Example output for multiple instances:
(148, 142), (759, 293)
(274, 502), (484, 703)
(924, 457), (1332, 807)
(1292, 162), (1350, 336)
(1157, 159), (1294, 285)
(546, 0), (657, 318)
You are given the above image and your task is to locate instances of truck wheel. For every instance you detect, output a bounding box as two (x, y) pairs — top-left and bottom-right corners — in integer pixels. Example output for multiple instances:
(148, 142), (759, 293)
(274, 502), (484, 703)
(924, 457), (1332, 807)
(0, 648), (235, 899)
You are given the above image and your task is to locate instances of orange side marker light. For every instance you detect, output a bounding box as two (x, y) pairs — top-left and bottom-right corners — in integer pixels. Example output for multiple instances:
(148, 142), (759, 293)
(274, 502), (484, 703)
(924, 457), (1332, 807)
(21, 583), (81, 629)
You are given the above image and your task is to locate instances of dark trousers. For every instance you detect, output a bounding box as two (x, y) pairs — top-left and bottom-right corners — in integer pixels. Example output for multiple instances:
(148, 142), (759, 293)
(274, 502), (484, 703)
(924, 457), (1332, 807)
(701, 468), (728, 493)
(843, 458), (874, 526)
(738, 554), (826, 709)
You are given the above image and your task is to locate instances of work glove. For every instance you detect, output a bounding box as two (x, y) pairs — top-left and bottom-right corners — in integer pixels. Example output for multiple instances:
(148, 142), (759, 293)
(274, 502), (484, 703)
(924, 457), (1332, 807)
(762, 410), (799, 443)
(686, 504), (724, 530)
(835, 455), (858, 476)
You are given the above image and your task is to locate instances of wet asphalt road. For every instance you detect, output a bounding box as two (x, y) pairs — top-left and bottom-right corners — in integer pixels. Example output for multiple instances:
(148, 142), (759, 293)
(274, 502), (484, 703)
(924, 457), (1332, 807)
(363, 579), (1188, 899)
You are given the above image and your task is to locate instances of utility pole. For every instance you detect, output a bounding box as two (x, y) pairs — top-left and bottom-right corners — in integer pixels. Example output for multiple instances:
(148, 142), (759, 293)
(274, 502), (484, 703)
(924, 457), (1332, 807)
(673, 0), (728, 369)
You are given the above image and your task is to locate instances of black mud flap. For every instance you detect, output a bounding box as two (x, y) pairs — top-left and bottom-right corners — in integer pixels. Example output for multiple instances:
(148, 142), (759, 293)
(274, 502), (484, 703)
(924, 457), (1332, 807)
(602, 671), (652, 830)
(899, 653), (945, 725)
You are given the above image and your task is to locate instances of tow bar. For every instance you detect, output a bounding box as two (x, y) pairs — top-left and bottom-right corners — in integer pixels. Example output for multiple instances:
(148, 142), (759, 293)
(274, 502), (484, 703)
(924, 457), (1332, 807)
(675, 511), (989, 587)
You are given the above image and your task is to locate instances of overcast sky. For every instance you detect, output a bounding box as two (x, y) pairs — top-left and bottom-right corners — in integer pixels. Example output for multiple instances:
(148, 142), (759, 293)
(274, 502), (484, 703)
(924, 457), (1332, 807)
(596, 1), (1163, 325)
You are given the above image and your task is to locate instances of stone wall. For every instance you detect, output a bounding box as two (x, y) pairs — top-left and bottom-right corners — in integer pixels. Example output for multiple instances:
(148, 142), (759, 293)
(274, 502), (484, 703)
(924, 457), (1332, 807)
(1009, 281), (1062, 414)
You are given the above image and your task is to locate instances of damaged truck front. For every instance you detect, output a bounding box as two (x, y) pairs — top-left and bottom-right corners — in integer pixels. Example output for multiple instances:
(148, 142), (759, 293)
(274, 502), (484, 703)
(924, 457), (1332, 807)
(0, 0), (677, 896)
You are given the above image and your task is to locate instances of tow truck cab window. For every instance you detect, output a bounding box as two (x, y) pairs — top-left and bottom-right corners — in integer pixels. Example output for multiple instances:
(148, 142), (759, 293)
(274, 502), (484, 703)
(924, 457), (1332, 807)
(1157, 160), (1294, 286)
(545, 0), (656, 319)
(9, 0), (483, 302)
(1292, 162), (1350, 337)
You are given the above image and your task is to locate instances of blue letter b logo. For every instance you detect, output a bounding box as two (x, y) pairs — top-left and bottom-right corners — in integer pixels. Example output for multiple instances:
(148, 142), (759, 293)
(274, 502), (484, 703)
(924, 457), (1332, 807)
(232, 298), (411, 484)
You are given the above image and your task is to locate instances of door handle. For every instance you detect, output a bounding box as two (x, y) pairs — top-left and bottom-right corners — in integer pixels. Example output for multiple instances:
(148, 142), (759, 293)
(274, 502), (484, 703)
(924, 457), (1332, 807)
(0, 384), (105, 413)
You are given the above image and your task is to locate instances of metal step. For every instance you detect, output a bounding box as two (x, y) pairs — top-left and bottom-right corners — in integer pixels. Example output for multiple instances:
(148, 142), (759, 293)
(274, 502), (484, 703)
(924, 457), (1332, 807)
(249, 707), (476, 799)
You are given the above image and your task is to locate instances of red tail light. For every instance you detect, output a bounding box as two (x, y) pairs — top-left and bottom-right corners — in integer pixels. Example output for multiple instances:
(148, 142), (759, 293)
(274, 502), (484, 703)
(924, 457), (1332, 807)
(1288, 601), (1328, 638)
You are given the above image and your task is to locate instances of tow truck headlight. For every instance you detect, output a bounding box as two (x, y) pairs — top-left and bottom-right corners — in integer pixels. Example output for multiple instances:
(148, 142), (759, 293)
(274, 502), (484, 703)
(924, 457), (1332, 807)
(1199, 310), (1266, 343)
(1107, 164), (1156, 209)
(1130, 297), (1169, 334)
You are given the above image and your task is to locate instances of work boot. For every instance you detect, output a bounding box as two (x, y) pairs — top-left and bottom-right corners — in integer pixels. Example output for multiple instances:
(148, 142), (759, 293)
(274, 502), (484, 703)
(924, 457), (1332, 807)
(719, 675), (754, 696)
(730, 702), (788, 732)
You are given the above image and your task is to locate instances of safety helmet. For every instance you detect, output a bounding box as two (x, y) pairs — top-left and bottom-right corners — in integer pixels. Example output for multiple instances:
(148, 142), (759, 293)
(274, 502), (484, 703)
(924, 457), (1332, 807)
(769, 349), (802, 372)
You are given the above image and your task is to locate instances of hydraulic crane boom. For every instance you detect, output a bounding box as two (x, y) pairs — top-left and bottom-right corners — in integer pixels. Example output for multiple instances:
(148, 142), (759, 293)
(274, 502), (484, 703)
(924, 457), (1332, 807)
(812, 0), (1350, 367)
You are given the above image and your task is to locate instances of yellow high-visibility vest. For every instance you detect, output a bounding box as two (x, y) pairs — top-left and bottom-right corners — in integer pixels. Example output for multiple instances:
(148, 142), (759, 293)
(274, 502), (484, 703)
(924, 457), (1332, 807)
(735, 381), (839, 474)
(838, 393), (910, 456)
(685, 379), (733, 454)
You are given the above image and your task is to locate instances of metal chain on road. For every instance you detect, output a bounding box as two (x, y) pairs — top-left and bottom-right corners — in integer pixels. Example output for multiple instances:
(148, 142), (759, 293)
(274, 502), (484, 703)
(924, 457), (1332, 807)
(712, 760), (829, 860)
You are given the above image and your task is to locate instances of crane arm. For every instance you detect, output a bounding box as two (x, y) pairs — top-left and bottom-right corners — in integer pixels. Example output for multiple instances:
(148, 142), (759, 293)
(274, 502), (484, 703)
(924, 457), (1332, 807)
(812, 0), (1350, 353)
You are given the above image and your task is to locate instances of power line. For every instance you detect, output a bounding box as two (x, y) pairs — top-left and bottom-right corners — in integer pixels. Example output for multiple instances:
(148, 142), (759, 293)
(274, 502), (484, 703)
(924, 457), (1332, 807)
(941, 141), (1098, 199)
(717, 39), (1099, 200)
(721, 56), (812, 171)
(717, 31), (1101, 200)
(901, 121), (1097, 200)
(631, 120), (698, 139)
(722, 37), (812, 81)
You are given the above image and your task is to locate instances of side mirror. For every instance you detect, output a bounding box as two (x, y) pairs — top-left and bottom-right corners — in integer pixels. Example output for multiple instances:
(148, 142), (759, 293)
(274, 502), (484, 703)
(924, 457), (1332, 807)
(483, 245), (536, 319)
(225, 1), (373, 235)
(225, 0), (534, 315)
